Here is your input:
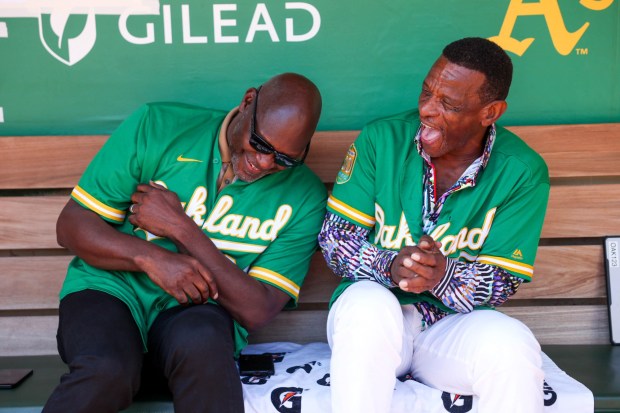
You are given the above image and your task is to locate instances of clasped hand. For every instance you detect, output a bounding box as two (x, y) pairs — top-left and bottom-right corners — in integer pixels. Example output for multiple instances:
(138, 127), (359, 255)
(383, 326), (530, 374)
(128, 181), (218, 305)
(390, 235), (446, 293)
(128, 181), (185, 239)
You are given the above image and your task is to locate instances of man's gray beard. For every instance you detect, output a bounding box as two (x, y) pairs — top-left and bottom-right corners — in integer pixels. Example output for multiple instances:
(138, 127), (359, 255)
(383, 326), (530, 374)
(230, 152), (269, 183)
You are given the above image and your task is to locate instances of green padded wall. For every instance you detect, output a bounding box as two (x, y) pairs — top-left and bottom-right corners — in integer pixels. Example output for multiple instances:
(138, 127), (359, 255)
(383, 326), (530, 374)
(0, 0), (618, 134)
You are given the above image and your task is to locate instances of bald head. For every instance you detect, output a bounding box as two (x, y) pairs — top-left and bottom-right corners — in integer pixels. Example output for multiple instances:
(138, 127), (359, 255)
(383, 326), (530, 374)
(256, 73), (322, 146)
(227, 73), (322, 182)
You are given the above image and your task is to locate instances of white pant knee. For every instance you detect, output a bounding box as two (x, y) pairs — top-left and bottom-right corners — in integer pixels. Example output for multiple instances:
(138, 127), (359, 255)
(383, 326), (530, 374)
(327, 281), (404, 350)
(327, 281), (406, 413)
(412, 310), (544, 413)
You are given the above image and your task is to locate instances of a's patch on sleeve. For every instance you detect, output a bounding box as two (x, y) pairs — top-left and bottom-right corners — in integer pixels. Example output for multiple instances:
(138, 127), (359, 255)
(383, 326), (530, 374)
(336, 143), (357, 184)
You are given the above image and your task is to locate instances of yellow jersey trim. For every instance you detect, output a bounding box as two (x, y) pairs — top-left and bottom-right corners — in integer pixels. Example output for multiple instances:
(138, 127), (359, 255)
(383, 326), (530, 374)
(249, 266), (300, 299)
(211, 239), (267, 254)
(327, 195), (375, 228)
(71, 186), (125, 222)
(477, 255), (534, 278)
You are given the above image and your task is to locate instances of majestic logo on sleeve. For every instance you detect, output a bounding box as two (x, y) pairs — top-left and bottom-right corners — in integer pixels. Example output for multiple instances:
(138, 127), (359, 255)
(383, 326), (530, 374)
(336, 144), (357, 184)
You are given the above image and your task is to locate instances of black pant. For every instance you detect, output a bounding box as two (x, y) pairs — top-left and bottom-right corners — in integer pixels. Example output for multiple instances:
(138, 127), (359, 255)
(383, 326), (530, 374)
(43, 290), (244, 413)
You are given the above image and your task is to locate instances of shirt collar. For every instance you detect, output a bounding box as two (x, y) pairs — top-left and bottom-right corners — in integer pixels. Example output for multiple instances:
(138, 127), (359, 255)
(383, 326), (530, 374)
(218, 108), (238, 163)
(414, 123), (497, 172)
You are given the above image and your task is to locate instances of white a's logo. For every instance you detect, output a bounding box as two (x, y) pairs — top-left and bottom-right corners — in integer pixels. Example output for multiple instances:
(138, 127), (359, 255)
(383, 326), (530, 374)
(38, 9), (97, 66)
(1, 1), (321, 67)
(1, 0), (159, 66)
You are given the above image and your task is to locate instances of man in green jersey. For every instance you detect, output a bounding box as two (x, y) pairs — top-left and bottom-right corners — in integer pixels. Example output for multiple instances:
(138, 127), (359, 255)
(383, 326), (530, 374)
(319, 38), (550, 412)
(43, 73), (325, 413)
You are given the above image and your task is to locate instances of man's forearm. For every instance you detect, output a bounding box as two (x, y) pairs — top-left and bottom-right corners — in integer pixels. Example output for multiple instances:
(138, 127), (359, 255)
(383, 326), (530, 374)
(319, 212), (523, 312)
(431, 258), (523, 313)
(318, 212), (397, 288)
(57, 199), (168, 272)
(166, 214), (290, 331)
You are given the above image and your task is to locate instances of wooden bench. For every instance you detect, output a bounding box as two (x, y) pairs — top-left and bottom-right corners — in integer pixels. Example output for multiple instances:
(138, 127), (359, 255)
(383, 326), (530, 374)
(1, 123), (620, 411)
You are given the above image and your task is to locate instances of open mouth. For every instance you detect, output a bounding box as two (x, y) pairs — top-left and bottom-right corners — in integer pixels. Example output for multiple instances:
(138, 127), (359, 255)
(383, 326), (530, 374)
(244, 154), (261, 175)
(419, 122), (442, 146)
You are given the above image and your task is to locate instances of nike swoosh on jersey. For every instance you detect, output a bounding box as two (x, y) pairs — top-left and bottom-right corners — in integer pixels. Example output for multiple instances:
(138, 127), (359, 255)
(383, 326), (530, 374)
(177, 155), (203, 163)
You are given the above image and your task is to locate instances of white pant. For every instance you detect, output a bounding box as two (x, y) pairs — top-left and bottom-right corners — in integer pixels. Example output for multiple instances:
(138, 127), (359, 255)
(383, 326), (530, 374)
(327, 281), (544, 413)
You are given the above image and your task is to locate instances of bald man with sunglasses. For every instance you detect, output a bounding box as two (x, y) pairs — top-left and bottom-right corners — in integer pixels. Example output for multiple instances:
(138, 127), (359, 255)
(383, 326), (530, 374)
(44, 73), (325, 413)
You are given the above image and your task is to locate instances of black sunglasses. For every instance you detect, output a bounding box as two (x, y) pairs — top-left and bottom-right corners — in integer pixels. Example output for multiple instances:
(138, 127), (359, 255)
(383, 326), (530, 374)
(249, 87), (309, 168)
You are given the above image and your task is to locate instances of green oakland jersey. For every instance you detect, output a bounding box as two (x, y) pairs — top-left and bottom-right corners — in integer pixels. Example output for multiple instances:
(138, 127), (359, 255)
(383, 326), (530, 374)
(61, 102), (327, 354)
(327, 109), (549, 309)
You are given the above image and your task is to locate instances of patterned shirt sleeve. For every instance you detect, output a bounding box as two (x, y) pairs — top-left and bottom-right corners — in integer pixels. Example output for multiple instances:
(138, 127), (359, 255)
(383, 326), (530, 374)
(319, 211), (524, 315)
(431, 257), (523, 313)
(318, 212), (397, 288)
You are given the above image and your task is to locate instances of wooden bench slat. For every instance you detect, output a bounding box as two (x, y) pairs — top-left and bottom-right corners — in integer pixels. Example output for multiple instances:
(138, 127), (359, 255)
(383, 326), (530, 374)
(303, 245), (608, 302)
(508, 123), (620, 154)
(297, 253), (340, 304)
(543, 183), (620, 238)
(523, 245), (605, 299)
(508, 123), (620, 180)
(500, 305), (610, 345)
(1, 125), (617, 361)
(1, 182), (616, 251)
(309, 124), (620, 180)
(0, 136), (106, 190)
(2, 124), (619, 190)
(1, 305), (608, 356)
(0, 256), (70, 310)
(258, 305), (611, 345)
(0, 245), (605, 311)
(304, 131), (358, 182)
(0, 316), (58, 356)
(0, 254), (340, 311)
(0, 196), (66, 250)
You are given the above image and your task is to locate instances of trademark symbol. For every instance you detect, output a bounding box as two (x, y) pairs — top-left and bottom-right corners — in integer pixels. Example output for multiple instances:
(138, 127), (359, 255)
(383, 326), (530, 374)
(576, 48), (589, 55)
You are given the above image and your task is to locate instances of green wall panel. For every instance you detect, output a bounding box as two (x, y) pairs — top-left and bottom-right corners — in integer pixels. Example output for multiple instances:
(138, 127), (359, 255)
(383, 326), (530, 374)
(0, 0), (618, 135)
